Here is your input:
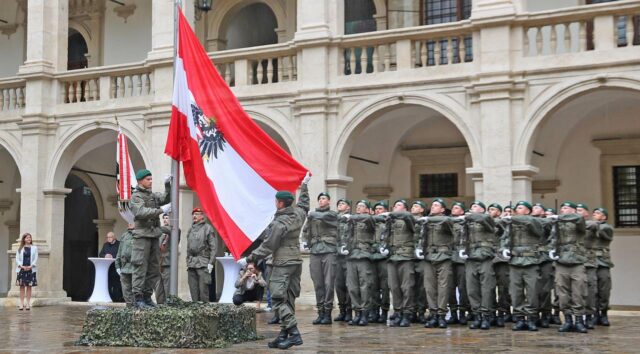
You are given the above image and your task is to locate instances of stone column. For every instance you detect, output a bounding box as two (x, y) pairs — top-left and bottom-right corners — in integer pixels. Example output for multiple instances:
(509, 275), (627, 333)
(93, 219), (116, 245)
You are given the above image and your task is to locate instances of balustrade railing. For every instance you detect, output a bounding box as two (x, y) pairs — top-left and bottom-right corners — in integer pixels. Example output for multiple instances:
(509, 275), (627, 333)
(0, 79), (26, 112)
(211, 43), (298, 86)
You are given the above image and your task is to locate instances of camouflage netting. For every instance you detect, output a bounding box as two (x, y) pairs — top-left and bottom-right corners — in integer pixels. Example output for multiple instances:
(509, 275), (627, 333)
(76, 296), (261, 348)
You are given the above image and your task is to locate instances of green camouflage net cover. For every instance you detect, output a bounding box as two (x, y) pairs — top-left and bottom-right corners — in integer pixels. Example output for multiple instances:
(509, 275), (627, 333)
(76, 297), (260, 348)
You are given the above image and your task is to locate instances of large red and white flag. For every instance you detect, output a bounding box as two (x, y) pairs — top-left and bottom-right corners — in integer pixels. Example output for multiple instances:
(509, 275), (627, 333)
(165, 10), (308, 259)
(116, 129), (137, 224)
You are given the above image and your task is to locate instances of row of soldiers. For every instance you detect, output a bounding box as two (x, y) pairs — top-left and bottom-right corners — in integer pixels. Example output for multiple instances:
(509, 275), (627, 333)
(301, 194), (614, 334)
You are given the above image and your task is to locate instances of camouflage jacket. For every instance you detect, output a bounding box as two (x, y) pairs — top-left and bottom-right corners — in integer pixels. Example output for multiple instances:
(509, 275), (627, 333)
(159, 228), (181, 267)
(115, 230), (134, 274)
(248, 183), (309, 266)
(548, 213), (588, 265)
(130, 183), (171, 239)
(186, 221), (217, 269)
(492, 218), (509, 263)
(594, 221), (614, 268)
(460, 213), (498, 261)
(451, 217), (466, 264)
(385, 211), (416, 261)
(584, 220), (599, 268)
(343, 214), (376, 260)
(370, 215), (388, 261)
(421, 215), (455, 263)
(336, 211), (351, 258)
(499, 215), (545, 267)
(302, 206), (338, 254)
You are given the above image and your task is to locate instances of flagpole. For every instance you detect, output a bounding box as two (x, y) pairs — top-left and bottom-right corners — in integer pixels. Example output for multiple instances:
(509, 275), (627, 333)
(169, 0), (182, 297)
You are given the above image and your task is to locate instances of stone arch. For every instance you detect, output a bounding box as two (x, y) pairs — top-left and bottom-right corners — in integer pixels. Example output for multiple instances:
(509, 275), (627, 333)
(245, 107), (300, 160)
(0, 131), (22, 177)
(372, 0), (386, 16)
(208, 0), (287, 49)
(47, 121), (150, 189)
(328, 93), (480, 177)
(515, 75), (640, 165)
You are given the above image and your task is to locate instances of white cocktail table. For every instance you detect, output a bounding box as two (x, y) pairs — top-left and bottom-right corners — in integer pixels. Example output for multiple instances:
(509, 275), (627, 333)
(88, 257), (116, 303)
(216, 256), (241, 303)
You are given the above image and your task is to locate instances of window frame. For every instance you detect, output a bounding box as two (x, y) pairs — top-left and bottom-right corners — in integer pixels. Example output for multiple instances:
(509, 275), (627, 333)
(612, 165), (640, 228)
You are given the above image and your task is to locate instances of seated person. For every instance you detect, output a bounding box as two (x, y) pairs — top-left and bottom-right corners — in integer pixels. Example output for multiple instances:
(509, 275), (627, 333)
(233, 262), (267, 307)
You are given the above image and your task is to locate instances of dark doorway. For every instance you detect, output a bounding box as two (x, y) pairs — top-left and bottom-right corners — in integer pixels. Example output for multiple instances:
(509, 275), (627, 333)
(68, 29), (88, 70)
(63, 173), (99, 301)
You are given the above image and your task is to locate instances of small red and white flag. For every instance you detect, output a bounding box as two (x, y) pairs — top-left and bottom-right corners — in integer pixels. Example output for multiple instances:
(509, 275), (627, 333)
(165, 10), (308, 259)
(116, 129), (137, 224)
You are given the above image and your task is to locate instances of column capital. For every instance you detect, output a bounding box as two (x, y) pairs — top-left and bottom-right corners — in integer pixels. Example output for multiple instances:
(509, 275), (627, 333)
(42, 188), (72, 197)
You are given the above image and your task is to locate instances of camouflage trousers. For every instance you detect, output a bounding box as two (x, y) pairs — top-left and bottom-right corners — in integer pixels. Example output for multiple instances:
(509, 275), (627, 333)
(388, 260), (415, 315)
(423, 260), (452, 316)
(131, 237), (161, 298)
(371, 260), (390, 311)
(466, 259), (496, 316)
(555, 263), (587, 316)
(120, 273), (133, 303)
(271, 264), (302, 330)
(188, 267), (211, 302)
(347, 258), (373, 312)
(155, 266), (171, 304)
(509, 264), (539, 317)
(334, 256), (351, 311)
(309, 253), (336, 312)
(596, 267), (612, 311)
(537, 261), (555, 314)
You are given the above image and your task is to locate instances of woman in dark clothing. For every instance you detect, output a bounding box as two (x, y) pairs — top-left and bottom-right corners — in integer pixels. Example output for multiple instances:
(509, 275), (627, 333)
(16, 233), (38, 310)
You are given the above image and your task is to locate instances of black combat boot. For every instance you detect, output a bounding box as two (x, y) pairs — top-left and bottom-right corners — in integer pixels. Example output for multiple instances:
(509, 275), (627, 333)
(143, 295), (157, 308)
(312, 309), (324, 325)
(480, 314), (491, 330)
(389, 312), (402, 327)
(459, 311), (468, 325)
(504, 310), (513, 323)
(409, 312), (418, 323)
(438, 315), (448, 328)
(489, 313), (497, 326)
(585, 314), (595, 329)
(574, 316), (588, 333)
(418, 312), (427, 324)
(133, 294), (148, 309)
(599, 310), (610, 326)
(558, 314), (574, 332)
(496, 312), (505, 328)
(277, 326), (303, 349)
(424, 314), (438, 328)
(320, 310), (332, 325)
(527, 316), (539, 331)
(268, 314), (281, 325)
(550, 310), (562, 325)
(358, 310), (369, 326)
(334, 307), (346, 322)
(512, 316), (528, 331)
(368, 308), (379, 323)
(267, 329), (288, 348)
(469, 314), (481, 330)
(540, 312), (551, 328)
(447, 310), (459, 324)
(378, 309), (388, 323)
(399, 313), (411, 327)
(344, 308), (353, 323)
(349, 311), (361, 326)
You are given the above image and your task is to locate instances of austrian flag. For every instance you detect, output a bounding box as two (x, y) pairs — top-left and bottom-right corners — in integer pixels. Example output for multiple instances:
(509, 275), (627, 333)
(165, 10), (308, 259)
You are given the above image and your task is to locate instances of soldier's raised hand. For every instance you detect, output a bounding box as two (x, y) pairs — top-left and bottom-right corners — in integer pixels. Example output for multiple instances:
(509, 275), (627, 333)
(207, 264), (214, 274)
(161, 203), (172, 214)
(300, 241), (309, 251)
(502, 249), (511, 260)
(415, 248), (425, 260)
(302, 172), (311, 185)
(459, 249), (469, 260)
(339, 245), (349, 256)
(164, 174), (173, 184)
(379, 247), (389, 257)
(549, 250), (559, 260)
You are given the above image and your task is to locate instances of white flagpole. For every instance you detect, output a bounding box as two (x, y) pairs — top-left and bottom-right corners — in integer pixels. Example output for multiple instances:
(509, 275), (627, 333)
(169, 0), (182, 296)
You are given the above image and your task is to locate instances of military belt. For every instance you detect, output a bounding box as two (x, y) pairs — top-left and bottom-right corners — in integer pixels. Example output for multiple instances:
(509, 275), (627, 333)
(512, 251), (537, 257)
(429, 246), (451, 253)
(470, 241), (494, 248)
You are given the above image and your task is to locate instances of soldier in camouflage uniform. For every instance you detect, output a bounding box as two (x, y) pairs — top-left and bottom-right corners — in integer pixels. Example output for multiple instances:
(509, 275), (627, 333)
(380, 200), (416, 327)
(370, 201), (390, 323)
(186, 207), (218, 302)
(420, 198), (455, 329)
(115, 224), (135, 304)
(460, 201), (498, 330)
(488, 203), (510, 326)
(334, 198), (353, 322)
(544, 207), (562, 325)
(448, 201), (469, 325)
(548, 201), (589, 333)
(577, 203), (598, 329)
(499, 201), (545, 331)
(129, 169), (172, 309)
(302, 192), (339, 325)
(530, 203), (555, 328)
(410, 200), (428, 323)
(155, 214), (180, 304)
(340, 200), (375, 326)
(591, 207), (613, 326)
(239, 176), (310, 349)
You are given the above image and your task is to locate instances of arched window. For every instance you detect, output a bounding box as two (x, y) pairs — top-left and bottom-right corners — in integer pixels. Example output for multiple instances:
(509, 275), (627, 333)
(68, 29), (88, 70)
(345, 0), (377, 35)
(225, 3), (278, 50)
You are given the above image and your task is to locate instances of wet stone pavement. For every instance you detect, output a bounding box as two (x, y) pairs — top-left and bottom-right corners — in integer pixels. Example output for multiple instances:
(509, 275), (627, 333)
(0, 305), (637, 353)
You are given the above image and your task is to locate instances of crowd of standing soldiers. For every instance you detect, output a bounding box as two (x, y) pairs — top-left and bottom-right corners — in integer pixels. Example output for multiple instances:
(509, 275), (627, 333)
(297, 195), (614, 334)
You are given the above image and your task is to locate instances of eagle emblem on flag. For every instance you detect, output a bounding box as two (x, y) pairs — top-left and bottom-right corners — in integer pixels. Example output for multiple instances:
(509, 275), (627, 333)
(191, 103), (226, 160)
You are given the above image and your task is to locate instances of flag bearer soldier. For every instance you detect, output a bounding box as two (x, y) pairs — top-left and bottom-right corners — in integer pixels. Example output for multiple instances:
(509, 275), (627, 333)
(370, 201), (391, 323)
(448, 201), (470, 325)
(488, 203), (511, 326)
(379, 200), (416, 327)
(500, 201), (545, 331)
(410, 200), (428, 323)
(129, 169), (172, 309)
(301, 192), (339, 325)
(459, 201), (498, 330)
(591, 207), (613, 326)
(420, 198), (455, 329)
(548, 201), (590, 333)
(239, 174), (310, 349)
(340, 200), (376, 326)
(530, 203), (555, 328)
(186, 207), (218, 302)
(334, 198), (353, 322)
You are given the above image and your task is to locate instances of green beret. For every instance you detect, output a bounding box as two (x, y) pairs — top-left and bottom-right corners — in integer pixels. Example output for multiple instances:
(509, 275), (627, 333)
(412, 200), (427, 210)
(373, 200), (388, 210)
(317, 192), (330, 200)
(337, 198), (352, 207)
(275, 190), (295, 201)
(431, 198), (447, 208)
(394, 199), (409, 209)
(560, 201), (578, 209)
(488, 203), (502, 212)
(135, 169), (152, 181)
(356, 199), (371, 209)
(471, 200), (486, 210)
(594, 207), (608, 217)
(576, 203), (589, 210)
(451, 201), (466, 210)
(515, 201), (533, 211)
(545, 208), (556, 214)
(533, 202), (545, 209)
(504, 205), (513, 210)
